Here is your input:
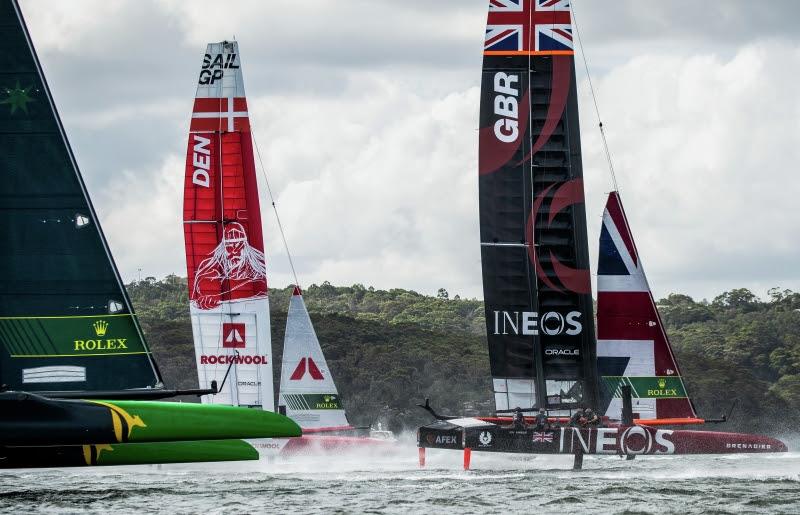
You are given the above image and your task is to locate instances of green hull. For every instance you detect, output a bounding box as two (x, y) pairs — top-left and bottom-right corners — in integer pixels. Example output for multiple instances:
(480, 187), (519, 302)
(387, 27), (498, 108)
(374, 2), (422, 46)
(2, 392), (301, 447)
(0, 439), (262, 468)
(92, 399), (302, 442)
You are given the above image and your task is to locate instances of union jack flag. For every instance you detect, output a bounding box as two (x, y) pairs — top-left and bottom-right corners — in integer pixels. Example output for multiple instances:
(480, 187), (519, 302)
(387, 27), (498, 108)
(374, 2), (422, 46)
(485, 0), (573, 55)
(532, 431), (554, 443)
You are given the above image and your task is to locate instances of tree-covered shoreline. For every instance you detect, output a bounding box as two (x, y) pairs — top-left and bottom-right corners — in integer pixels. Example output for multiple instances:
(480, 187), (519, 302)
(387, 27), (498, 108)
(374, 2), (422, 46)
(129, 276), (800, 434)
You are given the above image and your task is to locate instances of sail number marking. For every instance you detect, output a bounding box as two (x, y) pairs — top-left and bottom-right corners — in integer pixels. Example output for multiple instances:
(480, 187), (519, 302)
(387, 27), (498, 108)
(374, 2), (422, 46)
(493, 72), (520, 143)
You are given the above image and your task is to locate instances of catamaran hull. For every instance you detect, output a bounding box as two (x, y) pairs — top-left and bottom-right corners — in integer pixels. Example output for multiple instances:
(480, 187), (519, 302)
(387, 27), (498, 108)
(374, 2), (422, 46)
(0, 393), (301, 447)
(418, 422), (787, 455)
(0, 439), (265, 469)
(0, 437), (398, 469)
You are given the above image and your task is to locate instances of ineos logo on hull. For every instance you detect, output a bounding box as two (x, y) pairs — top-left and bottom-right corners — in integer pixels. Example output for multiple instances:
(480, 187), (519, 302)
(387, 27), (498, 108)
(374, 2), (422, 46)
(198, 53), (240, 85)
(492, 72), (520, 143)
(493, 310), (582, 336)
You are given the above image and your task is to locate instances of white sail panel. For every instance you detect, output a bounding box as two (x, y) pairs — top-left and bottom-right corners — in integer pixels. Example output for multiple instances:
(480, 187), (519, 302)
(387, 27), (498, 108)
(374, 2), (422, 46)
(279, 288), (350, 429)
(192, 297), (274, 410)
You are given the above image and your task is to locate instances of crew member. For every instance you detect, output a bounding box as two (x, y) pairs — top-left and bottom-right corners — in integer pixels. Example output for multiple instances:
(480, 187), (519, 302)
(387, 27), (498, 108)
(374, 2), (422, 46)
(512, 407), (526, 430)
(583, 408), (601, 427)
(569, 408), (585, 427)
(533, 408), (549, 431)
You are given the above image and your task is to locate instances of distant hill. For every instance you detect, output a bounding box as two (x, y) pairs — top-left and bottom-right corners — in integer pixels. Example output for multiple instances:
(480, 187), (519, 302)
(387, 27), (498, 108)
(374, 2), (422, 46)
(128, 277), (800, 434)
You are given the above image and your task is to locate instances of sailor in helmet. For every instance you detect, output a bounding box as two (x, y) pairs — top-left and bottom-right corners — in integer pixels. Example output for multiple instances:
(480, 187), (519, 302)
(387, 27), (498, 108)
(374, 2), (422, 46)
(583, 408), (601, 427)
(533, 408), (549, 431)
(512, 407), (526, 430)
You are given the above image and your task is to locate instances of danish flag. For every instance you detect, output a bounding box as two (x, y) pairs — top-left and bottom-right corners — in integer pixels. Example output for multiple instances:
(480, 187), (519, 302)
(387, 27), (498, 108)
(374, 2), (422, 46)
(190, 97), (250, 132)
(290, 357), (324, 381)
(222, 323), (246, 348)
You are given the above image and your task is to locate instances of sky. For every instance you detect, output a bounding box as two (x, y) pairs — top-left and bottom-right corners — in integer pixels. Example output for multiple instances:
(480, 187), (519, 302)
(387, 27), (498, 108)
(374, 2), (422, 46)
(19, 0), (800, 302)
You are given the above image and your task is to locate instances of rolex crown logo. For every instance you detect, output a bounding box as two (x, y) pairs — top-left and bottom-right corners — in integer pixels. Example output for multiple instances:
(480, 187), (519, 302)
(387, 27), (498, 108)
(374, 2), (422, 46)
(93, 320), (109, 337)
(324, 395), (331, 403)
(658, 378), (667, 389)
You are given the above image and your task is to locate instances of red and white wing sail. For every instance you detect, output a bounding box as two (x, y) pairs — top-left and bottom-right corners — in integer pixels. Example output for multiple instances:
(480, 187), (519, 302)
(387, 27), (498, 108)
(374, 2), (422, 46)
(597, 192), (696, 420)
(183, 41), (274, 410)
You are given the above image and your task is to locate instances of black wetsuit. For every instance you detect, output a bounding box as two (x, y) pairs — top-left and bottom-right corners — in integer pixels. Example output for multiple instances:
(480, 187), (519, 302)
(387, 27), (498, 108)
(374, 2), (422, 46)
(533, 412), (548, 430)
(512, 410), (526, 430)
(569, 411), (584, 427)
(585, 413), (601, 427)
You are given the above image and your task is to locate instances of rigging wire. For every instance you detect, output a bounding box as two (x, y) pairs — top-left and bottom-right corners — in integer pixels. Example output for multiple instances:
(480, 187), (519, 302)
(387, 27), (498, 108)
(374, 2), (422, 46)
(570, 1), (620, 194)
(251, 133), (301, 290)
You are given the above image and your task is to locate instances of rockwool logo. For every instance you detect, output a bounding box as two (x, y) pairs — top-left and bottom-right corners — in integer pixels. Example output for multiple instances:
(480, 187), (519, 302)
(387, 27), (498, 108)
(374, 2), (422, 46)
(222, 323), (246, 348)
(290, 357), (324, 381)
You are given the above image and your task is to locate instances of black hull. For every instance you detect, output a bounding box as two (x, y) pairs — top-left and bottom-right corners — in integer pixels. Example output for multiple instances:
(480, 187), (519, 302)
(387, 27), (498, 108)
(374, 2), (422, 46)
(418, 419), (787, 456)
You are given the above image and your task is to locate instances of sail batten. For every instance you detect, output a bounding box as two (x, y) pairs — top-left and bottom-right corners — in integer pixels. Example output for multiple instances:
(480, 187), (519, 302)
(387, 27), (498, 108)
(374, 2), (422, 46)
(479, 0), (596, 412)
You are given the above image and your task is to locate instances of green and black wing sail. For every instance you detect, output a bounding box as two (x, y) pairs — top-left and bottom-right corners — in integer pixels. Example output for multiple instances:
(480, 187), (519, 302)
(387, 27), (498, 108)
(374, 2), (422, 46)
(479, 1), (597, 413)
(0, 0), (162, 393)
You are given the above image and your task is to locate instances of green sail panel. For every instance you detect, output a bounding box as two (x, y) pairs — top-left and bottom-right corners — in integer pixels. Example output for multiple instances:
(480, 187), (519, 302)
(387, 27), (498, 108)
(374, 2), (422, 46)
(0, 0), (161, 392)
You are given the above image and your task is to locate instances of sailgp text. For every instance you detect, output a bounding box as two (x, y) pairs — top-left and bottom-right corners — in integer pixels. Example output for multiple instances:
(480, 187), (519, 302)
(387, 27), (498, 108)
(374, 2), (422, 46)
(493, 72), (520, 143)
(198, 53), (239, 85)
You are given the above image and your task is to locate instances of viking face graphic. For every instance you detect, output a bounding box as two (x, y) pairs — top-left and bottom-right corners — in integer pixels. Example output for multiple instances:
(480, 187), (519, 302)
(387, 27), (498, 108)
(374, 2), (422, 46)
(192, 222), (267, 309)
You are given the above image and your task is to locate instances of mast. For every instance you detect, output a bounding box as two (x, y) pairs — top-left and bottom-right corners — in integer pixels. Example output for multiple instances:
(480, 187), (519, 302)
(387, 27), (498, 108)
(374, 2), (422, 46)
(0, 0), (162, 393)
(479, 0), (597, 413)
(183, 41), (274, 410)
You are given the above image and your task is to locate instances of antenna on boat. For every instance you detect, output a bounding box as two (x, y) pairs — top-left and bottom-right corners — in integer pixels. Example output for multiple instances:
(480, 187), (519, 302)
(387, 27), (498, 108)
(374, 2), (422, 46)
(571, 0), (620, 195)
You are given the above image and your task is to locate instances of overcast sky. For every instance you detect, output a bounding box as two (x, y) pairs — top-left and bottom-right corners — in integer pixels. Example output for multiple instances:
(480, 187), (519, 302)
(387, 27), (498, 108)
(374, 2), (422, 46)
(19, 0), (800, 302)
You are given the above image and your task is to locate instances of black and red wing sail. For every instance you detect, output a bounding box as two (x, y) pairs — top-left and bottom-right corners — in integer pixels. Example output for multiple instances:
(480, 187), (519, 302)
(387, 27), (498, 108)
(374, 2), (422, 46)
(0, 0), (161, 393)
(479, 0), (597, 412)
(597, 192), (697, 420)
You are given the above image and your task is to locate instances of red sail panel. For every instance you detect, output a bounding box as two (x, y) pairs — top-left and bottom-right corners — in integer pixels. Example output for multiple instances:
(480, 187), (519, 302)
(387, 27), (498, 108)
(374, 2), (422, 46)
(183, 104), (266, 308)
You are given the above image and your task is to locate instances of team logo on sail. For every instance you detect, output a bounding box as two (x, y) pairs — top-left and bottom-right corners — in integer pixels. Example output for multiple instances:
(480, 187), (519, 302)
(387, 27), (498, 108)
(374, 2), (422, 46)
(192, 222), (267, 309)
(289, 357), (324, 381)
(222, 323), (246, 348)
(493, 310), (582, 336)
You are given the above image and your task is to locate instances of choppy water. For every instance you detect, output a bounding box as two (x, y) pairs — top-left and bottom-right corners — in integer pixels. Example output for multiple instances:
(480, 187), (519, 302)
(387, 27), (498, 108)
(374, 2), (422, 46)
(2, 437), (800, 514)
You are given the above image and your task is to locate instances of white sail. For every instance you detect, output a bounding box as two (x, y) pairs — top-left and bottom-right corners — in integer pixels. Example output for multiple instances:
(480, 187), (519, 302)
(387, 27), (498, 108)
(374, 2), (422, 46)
(278, 287), (350, 429)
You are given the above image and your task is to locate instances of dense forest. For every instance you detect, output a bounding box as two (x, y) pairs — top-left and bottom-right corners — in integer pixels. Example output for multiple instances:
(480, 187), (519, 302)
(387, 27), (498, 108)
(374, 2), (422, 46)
(129, 277), (800, 435)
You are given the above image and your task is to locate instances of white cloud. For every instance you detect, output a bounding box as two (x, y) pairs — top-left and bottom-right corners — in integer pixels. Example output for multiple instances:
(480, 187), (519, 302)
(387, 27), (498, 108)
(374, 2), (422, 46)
(18, 0), (800, 302)
(581, 41), (800, 300)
